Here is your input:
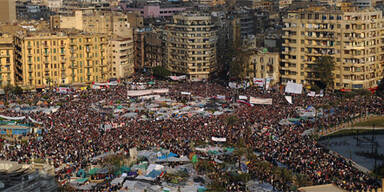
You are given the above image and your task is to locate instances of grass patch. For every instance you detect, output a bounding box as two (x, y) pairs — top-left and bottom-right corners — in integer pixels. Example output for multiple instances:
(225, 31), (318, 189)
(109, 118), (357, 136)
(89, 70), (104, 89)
(353, 116), (384, 127)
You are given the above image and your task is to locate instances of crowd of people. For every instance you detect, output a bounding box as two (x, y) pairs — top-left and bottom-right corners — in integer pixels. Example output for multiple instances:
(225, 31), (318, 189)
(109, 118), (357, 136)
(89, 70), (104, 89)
(0, 75), (383, 191)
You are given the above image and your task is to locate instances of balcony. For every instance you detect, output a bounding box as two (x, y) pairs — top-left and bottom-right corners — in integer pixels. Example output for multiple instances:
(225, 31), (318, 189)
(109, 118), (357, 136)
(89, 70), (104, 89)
(0, 54), (10, 58)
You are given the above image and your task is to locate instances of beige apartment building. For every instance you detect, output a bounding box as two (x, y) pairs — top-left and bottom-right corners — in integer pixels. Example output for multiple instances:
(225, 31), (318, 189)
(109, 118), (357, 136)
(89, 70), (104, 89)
(0, 35), (18, 87)
(166, 12), (217, 80)
(246, 49), (280, 86)
(109, 36), (135, 79)
(50, 10), (132, 38)
(0, 0), (16, 24)
(15, 31), (110, 88)
(282, 7), (384, 89)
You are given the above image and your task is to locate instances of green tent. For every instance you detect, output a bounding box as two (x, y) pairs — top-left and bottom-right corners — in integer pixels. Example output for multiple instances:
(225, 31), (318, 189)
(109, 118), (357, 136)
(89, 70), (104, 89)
(192, 154), (198, 164)
(117, 105), (123, 109)
(208, 150), (219, 155)
(75, 178), (88, 184)
(288, 118), (300, 122)
(225, 147), (235, 153)
(198, 186), (207, 192)
(121, 166), (130, 173)
(148, 81), (155, 85)
(88, 168), (100, 175)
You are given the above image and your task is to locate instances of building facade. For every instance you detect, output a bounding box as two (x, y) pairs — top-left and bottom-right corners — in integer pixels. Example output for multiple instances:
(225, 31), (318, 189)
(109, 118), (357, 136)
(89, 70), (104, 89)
(246, 49), (280, 85)
(123, 5), (190, 18)
(0, 0), (16, 24)
(166, 12), (217, 80)
(51, 10), (132, 38)
(109, 36), (135, 79)
(282, 7), (384, 89)
(15, 32), (110, 88)
(0, 35), (18, 87)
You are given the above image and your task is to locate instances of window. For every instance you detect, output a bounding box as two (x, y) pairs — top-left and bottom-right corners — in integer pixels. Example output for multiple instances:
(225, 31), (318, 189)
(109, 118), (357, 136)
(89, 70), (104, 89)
(322, 15), (327, 20)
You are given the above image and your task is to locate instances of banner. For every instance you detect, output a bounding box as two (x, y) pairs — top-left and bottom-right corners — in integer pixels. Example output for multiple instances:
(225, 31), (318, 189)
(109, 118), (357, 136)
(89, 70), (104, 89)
(138, 95), (161, 100)
(169, 75), (186, 81)
(181, 92), (191, 95)
(0, 115), (26, 120)
(28, 116), (43, 124)
(253, 78), (265, 87)
(127, 89), (169, 97)
(57, 87), (71, 94)
(212, 137), (226, 142)
(249, 97), (272, 105)
(239, 95), (247, 100)
(229, 82), (240, 89)
(216, 95), (225, 100)
(285, 82), (303, 94)
(285, 96), (293, 104)
(307, 91), (316, 97)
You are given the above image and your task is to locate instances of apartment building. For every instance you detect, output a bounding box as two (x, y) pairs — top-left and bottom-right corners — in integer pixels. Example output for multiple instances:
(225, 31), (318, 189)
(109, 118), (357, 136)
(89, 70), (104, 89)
(246, 49), (280, 85)
(51, 10), (132, 38)
(0, 0), (16, 24)
(0, 35), (18, 87)
(166, 12), (217, 80)
(282, 7), (383, 89)
(15, 31), (110, 88)
(109, 36), (135, 79)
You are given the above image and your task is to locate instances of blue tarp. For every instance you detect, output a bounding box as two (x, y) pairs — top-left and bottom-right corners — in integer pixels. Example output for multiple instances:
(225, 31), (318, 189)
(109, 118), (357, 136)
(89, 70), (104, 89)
(146, 170), (162, 178)
(158, 152), (178, 159)
(127, 172), (138, 177)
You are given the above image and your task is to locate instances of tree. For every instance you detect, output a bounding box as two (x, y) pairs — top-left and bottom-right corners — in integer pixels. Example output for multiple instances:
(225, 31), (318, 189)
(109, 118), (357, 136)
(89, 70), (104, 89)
(46, 77), (52, 87)
(4, 85), (23, 95)
(313, 56), (335, 89)
(376, 77), (384, 97)
(13, 86), (23, 95)
(227, 22), (250, 81)
(152, 66), (170, 79)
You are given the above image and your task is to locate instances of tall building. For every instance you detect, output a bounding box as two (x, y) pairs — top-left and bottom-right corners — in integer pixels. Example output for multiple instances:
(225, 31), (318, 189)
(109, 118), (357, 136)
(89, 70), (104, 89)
(230, 9), (256, 41)
(50, 10), (132, 38)
(0, 35), (17, 87)
(166, 12), (217, 80)
(14, 31), (111, 88)
(281, 7), (384, 89)
(0, 0), (16, 24)
(109, 36), (135, 79)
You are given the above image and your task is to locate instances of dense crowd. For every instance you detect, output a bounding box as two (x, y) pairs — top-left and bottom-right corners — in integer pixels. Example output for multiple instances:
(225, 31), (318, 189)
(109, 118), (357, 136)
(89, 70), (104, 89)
(0, 76), (383, 191)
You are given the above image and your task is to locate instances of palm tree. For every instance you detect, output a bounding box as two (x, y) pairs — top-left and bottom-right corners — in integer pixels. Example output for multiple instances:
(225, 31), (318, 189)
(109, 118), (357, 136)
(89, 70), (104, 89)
(313, 56), (335, 90)
(46, 77), (52, 88)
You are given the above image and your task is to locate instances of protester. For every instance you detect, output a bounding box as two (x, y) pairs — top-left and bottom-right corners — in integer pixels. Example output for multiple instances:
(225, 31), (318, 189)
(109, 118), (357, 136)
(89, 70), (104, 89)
(0, 75), (382, 191)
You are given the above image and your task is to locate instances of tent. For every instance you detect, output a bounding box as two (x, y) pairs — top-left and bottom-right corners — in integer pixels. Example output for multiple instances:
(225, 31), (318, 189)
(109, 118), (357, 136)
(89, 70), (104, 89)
(192, 154), (198, 164)
(74, 178), (88, 184)
(88, 168), (100, 175)
(158, 152), (178, 159)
